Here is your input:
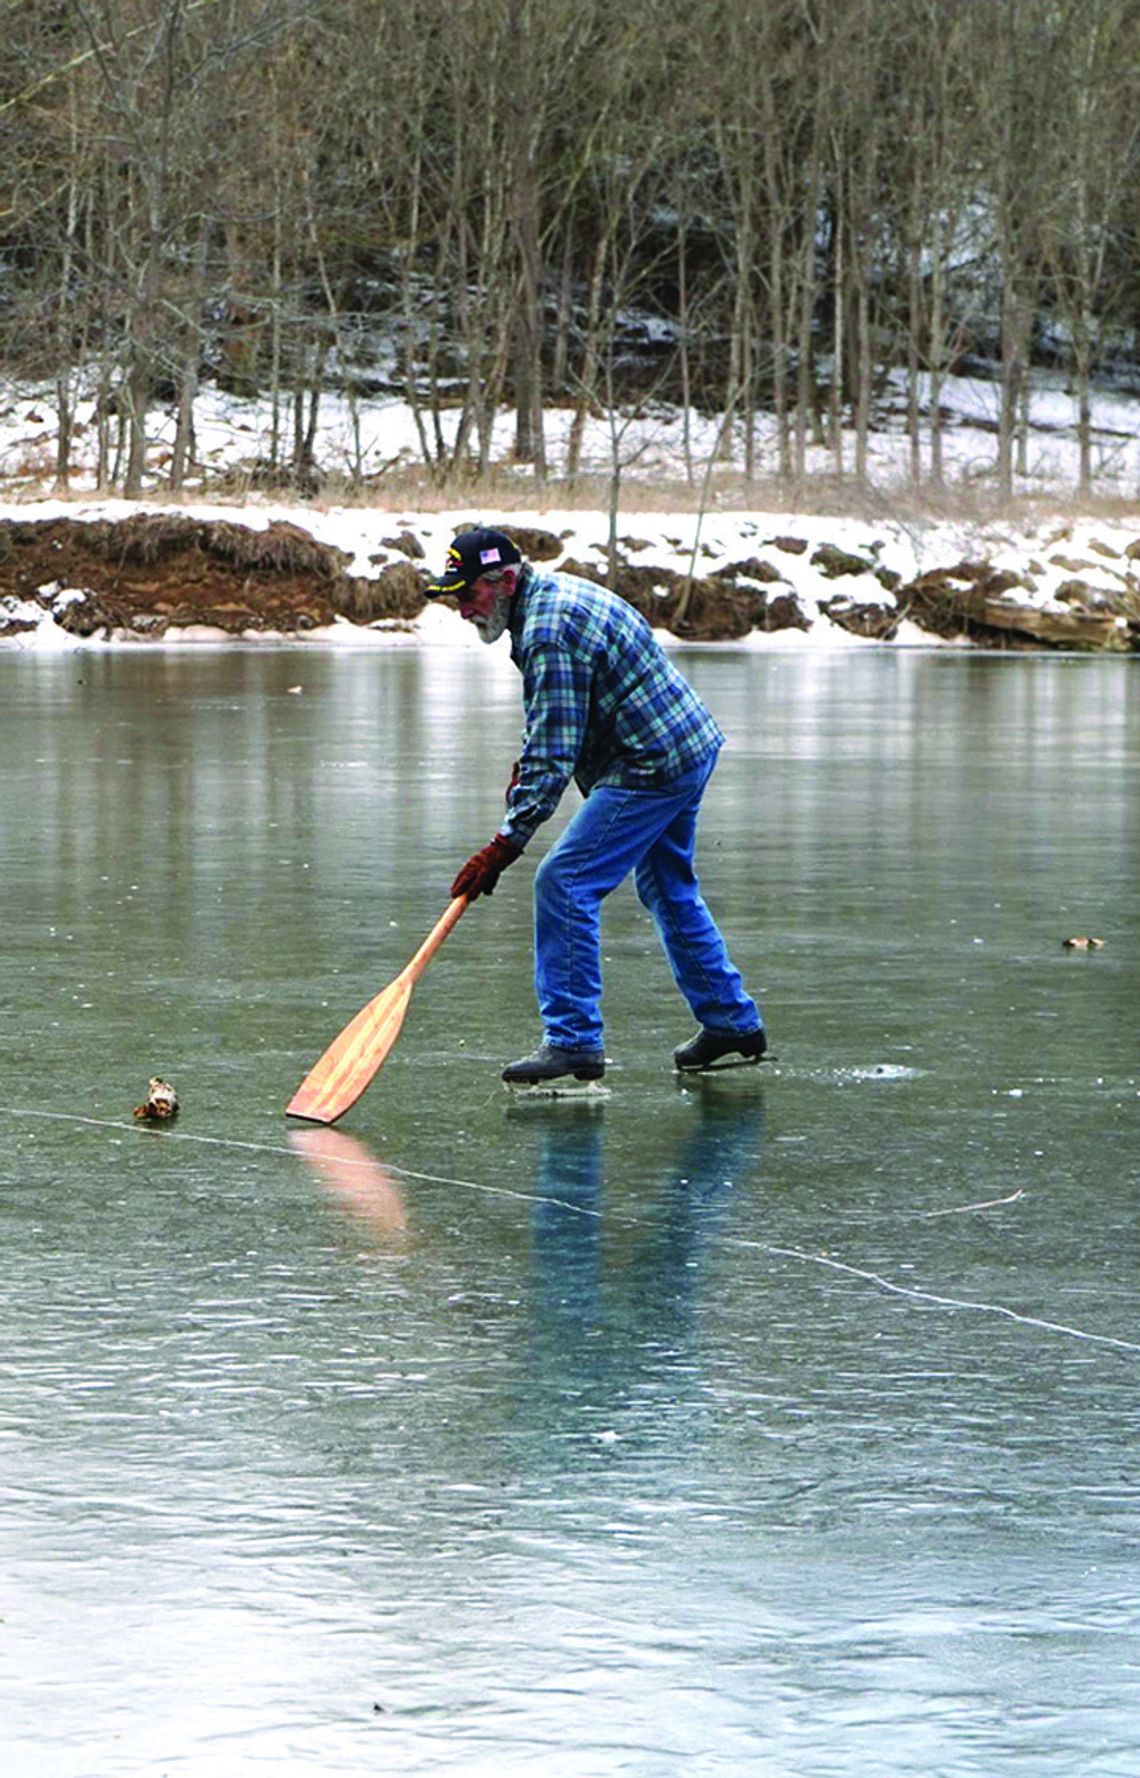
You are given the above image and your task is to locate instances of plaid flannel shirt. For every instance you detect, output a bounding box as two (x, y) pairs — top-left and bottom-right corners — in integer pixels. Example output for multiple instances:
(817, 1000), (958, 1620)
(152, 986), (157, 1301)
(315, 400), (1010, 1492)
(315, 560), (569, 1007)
(500, 566), (724, 847)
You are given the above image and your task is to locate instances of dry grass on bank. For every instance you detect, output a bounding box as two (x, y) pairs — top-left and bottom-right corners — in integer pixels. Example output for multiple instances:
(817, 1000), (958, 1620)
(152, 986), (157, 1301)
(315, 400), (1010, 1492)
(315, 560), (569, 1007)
(3, 461), (1139, 531)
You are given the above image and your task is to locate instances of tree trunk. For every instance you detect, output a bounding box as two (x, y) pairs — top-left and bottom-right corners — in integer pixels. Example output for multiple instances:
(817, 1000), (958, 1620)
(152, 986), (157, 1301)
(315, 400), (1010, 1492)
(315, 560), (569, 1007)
(794, 143), (822, 481)
(553, 228), (574, 393)
(929, 206), (947, 488)
(512, 159), (545, 475)
(567, 230), (608, 480)
(1016, 347), (1031, 480)
(54, 75), (83, 492)
(761, 76), (790, 484)
(854, 270), (871, 483)
(907, 233), (922, 487)
(171, 216), (209, 491)
(830, 195), (844, 475)
(677, 201), (694, 482)
(998, 276), (1020, 500)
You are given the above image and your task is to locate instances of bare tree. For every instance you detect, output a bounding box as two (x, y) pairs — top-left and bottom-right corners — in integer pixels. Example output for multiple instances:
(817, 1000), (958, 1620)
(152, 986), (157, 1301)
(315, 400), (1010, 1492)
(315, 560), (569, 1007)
(2, 0), (1140, 505)
(1038, 0), (1140, 494)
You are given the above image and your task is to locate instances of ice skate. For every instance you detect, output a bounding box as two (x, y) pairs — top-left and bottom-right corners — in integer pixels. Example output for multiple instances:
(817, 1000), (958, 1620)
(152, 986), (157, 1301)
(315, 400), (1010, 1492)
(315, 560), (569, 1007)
(502, 1043), (608, 1098)
(673, 1027), (769, 1072)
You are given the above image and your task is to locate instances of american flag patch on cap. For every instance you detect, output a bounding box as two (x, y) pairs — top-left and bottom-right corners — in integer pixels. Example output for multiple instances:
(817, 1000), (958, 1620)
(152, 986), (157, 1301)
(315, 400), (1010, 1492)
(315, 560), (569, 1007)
(479, 547), (501, 564)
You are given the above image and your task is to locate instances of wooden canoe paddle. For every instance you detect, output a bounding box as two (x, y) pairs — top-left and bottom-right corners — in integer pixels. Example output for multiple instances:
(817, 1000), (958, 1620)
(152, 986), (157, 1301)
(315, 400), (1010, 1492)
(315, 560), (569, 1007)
(286, 896), (468, 1125)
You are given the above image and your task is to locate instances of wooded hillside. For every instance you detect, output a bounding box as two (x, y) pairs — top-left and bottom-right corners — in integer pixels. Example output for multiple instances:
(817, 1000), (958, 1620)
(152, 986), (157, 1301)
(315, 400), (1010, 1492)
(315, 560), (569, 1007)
(3, 0), (1138, 496)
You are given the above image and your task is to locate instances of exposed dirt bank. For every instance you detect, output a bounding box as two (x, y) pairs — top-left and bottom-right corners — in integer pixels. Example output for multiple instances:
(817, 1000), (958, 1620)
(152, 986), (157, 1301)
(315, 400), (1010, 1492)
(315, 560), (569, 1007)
(2, 512), (1139, 650)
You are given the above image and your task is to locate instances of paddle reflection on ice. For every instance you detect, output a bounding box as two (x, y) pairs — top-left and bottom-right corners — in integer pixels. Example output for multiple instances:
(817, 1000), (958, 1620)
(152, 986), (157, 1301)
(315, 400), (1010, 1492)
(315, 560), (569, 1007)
(288, 1125), (408, 1237)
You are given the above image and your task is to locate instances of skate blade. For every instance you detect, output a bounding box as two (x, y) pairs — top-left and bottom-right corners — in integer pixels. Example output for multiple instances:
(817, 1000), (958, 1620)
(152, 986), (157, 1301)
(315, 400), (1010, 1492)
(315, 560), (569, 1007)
(504, 1079), (611, 1102)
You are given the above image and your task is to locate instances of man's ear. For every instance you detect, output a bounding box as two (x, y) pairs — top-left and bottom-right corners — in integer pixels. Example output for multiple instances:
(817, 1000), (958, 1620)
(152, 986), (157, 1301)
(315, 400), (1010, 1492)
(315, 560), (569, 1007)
(501, 565), (520, 597)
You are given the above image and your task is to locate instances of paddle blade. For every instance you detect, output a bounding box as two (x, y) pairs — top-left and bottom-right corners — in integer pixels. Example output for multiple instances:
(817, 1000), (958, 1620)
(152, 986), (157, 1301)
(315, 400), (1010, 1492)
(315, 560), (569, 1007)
(286, 973), (413, 1125)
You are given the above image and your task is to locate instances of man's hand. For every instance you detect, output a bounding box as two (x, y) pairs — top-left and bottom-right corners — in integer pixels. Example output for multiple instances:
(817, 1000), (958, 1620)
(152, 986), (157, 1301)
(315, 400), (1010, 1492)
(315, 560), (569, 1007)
(451, 833), (523, 902)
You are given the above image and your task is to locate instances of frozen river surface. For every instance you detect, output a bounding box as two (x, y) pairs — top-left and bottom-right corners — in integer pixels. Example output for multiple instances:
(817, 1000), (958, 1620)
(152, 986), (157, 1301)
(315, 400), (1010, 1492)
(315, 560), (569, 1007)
(2, 644), (1138, 1776)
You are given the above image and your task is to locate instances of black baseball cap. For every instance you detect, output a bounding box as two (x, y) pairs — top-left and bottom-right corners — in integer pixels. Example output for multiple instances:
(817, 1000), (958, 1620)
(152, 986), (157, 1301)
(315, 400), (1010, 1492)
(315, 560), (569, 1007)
(425, 527), (522, 598)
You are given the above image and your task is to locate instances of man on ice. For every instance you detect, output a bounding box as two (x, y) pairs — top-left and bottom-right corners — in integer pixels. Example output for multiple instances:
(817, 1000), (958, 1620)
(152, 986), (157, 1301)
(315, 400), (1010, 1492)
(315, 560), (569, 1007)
(426, 528), (767, 1087)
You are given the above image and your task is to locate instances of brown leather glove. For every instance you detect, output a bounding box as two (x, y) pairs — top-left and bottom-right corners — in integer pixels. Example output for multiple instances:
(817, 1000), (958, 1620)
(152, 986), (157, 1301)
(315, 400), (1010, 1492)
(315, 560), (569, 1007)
(451, 833), (523, 901)
(505, 759), (520, 805)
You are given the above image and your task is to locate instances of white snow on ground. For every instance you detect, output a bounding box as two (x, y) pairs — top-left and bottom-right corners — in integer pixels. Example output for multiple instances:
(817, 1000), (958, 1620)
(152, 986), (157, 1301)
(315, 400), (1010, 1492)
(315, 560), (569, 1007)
(879, 369), (1140, 490)
(3, 367), (1139, 496)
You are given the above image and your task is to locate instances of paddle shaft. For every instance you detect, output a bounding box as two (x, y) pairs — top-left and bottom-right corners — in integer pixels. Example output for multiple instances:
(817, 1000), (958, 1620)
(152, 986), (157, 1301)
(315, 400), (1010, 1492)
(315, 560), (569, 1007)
(402, 894), (468, 987)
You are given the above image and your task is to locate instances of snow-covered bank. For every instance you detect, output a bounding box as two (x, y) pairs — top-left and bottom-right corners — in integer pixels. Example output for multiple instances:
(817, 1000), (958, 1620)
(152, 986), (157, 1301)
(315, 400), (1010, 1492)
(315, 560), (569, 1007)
(2, 498), (1139, 653)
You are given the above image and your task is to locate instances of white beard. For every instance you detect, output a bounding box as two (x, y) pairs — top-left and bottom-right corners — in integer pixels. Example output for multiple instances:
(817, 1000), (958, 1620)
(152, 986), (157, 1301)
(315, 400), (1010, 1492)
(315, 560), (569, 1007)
(472, 591), (511, 644)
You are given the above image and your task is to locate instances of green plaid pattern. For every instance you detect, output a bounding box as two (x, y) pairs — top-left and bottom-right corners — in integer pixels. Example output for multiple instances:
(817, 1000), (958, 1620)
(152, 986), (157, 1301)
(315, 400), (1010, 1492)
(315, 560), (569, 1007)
(501, 567), (723, 845)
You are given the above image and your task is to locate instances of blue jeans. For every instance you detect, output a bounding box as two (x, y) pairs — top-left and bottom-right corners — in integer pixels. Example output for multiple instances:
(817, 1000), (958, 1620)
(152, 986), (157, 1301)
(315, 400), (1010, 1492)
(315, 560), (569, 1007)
(532, 754), (761, 1053)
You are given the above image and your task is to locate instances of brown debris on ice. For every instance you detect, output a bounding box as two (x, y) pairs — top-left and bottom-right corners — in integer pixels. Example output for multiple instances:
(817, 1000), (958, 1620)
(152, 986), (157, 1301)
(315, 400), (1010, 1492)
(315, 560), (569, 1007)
(133, 1077), (180, 1121)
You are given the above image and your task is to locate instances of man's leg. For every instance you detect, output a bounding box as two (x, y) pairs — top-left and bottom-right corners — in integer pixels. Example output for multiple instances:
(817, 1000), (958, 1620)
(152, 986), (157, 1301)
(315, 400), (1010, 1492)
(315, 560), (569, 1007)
(533, 774), (707, 1051)
(633, 770), (761, 1036)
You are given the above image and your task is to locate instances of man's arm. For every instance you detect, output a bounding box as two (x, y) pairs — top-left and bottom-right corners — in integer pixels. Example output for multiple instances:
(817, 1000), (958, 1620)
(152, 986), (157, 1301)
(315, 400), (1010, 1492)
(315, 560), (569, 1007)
(500, 643), (592, 845)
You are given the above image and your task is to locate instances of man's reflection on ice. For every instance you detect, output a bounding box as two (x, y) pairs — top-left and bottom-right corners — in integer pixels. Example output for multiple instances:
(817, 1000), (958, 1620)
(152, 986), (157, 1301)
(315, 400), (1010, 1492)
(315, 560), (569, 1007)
(518, 1087), (766, 1434)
